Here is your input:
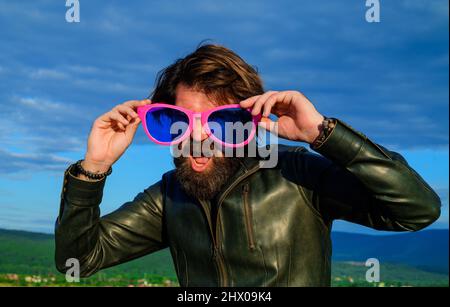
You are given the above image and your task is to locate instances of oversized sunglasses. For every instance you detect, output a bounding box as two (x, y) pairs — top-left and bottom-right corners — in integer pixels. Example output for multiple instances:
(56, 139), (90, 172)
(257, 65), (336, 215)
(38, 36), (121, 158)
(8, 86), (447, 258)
(137, 103), (262, 148)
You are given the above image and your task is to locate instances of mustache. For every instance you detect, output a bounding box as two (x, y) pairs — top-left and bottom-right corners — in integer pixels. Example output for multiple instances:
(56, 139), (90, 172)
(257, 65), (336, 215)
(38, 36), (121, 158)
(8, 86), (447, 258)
(175, 139), (220, 157)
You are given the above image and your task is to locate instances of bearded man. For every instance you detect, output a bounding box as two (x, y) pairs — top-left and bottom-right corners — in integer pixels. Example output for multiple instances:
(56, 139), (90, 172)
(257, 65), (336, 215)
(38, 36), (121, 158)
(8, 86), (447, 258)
(55, 44), (441, 286)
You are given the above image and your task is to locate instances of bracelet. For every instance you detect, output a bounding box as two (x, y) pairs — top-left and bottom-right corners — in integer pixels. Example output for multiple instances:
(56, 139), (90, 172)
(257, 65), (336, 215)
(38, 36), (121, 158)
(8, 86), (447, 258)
(75, 159), (112, 180)
(312, 117), (336, 148)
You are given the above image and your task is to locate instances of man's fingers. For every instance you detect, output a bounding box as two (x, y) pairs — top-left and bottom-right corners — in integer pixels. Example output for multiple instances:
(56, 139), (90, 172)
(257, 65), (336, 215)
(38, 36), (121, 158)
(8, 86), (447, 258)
(113, 99), (151, 129)
(240, 95), (261, 108)
(125, 117), (141, 138)
(115, 104), (139, 119)
(126, 115), (141, 127)
(251, 91), (278, 116)
(109, 111), (129, 126)
(95, 99), (149, 133)
(114, 121), (126, 130)
(124, 99), (151, 109)
(132, 117), (141, 125)
(262, 92), (283, 117)
(240, 92), (283, 117)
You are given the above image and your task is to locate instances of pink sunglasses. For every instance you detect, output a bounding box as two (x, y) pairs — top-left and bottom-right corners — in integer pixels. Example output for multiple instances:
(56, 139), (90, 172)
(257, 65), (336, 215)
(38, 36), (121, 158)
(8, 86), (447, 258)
(137, 103), (262, 148)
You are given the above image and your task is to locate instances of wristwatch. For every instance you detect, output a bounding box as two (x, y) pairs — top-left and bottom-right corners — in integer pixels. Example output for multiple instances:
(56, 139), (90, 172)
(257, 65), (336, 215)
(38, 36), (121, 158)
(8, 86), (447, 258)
(312, 117), (336, 148)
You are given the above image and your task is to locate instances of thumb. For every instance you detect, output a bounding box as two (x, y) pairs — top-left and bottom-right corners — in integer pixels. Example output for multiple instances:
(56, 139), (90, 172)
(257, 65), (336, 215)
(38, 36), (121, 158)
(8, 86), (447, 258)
(125, 116), (141, 140)
(259, 117), (278, 134)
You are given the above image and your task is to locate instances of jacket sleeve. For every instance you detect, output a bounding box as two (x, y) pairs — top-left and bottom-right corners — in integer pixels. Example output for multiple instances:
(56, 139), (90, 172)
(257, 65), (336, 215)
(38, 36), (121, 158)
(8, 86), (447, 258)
(54, 164), (167, 277)
(281, 118), (441, 231)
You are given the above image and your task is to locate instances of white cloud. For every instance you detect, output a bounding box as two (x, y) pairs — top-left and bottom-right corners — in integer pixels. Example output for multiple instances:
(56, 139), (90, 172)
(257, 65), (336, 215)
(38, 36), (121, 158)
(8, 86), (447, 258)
(30, 68), (68, 80)
(0, 148), (73, 174)
(16, 96), (65, 111)
(0, 0), (447, 179)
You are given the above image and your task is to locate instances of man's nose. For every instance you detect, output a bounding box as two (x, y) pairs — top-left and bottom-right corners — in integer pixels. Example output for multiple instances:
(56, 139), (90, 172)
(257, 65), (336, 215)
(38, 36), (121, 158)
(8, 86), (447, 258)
(191, 117), (209, 142)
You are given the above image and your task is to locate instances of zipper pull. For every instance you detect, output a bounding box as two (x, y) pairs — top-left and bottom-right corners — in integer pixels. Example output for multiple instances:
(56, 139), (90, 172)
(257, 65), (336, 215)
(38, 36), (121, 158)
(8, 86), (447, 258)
(243, 183), (249, 194)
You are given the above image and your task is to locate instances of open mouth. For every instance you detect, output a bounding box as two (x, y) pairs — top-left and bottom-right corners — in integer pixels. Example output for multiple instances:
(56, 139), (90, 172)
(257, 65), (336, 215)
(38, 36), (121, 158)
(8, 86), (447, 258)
(178, 140), (217, 172)
(189, 156), (212, 172)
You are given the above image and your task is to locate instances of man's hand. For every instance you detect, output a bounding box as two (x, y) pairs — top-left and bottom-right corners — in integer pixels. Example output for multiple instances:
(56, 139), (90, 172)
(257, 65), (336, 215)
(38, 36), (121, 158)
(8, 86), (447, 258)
(82, 99), (151, 175)
(240, 91), (325, 144)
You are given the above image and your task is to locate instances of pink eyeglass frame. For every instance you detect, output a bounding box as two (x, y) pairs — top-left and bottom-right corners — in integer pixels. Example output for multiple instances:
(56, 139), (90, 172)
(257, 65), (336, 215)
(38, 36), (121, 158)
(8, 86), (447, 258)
(137, 103), (262, 148)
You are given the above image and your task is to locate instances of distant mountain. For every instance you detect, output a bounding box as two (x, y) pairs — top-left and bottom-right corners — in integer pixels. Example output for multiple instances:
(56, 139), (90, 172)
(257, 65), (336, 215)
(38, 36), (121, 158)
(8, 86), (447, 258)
(331, 229), (449, 274)
(0, 228), (448, 285)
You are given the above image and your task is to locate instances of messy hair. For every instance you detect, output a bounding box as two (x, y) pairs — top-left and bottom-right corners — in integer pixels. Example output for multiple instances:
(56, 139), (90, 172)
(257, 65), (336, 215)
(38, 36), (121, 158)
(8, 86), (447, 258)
(150, 43), (264, 105)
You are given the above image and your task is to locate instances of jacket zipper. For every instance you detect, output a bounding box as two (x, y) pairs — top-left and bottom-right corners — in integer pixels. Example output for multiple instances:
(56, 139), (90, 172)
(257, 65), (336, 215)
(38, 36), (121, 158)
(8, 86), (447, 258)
(242, 183), (256, 250)
(199, 163), (260, 287)
(198, 199), (228, 286)
(213, 217), (228, 287)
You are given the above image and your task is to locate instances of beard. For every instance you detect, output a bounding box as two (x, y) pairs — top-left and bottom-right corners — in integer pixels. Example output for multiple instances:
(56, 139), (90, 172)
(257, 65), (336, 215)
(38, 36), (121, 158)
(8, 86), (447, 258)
(173, 156), (242, 201)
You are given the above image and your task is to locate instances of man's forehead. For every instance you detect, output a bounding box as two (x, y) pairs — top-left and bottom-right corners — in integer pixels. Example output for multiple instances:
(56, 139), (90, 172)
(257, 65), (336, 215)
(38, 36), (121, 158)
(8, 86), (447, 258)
(175, 84), (219, 110)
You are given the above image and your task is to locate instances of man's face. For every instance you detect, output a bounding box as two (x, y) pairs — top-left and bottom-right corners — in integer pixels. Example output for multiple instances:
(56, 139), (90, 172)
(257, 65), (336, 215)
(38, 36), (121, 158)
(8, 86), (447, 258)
(173, 83), (242, 200)
(174, 83), (217, 173)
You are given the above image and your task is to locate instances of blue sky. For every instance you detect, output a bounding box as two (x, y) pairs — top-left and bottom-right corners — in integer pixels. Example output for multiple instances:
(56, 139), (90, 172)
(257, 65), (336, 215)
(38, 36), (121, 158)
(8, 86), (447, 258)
(0, 0), (448, 234)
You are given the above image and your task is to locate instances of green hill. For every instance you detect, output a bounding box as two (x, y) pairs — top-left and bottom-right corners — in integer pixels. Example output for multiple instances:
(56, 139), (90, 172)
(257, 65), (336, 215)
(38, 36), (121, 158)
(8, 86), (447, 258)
(0, 228), (176, 278)
(0, 228), (448, 287)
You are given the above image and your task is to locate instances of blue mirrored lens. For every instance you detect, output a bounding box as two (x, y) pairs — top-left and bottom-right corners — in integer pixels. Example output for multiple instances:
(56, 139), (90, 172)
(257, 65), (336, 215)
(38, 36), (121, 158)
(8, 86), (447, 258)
(146, 107), (189, 143)
(207, 108), (252, 144)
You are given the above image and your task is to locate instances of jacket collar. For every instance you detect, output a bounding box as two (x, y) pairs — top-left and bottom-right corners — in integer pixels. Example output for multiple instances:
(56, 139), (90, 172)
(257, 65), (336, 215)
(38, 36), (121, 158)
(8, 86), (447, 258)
(212, 155), (261, 205)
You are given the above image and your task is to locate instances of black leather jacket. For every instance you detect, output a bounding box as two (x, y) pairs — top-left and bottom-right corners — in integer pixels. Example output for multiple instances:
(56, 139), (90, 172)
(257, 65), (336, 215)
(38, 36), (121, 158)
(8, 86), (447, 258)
(55, 118), (441, 286)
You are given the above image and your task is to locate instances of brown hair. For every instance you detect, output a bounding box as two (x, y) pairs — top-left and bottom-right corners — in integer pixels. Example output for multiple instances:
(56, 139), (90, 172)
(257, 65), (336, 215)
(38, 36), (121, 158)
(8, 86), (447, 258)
(150, 43), (264, 105)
